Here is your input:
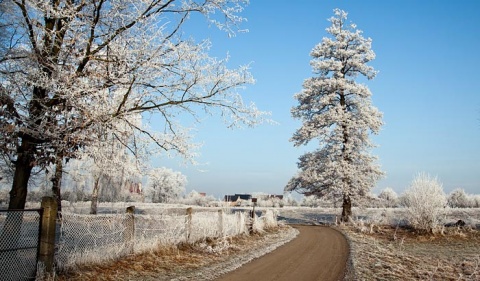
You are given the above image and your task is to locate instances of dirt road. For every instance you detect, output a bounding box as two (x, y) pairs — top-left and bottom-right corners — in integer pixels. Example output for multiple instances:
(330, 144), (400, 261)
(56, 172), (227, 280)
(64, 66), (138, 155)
(215, 225), (349, 281)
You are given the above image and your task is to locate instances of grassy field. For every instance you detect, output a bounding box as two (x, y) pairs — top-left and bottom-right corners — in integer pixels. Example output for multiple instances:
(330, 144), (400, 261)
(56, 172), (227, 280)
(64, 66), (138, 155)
(343, 225), (479, 280)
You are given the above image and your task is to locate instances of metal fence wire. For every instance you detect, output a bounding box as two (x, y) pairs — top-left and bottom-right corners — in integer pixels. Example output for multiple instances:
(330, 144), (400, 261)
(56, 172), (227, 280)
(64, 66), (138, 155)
(0, 209), (42, 281)
(55, 209), (279, 271)
(55, 212), (131, 270)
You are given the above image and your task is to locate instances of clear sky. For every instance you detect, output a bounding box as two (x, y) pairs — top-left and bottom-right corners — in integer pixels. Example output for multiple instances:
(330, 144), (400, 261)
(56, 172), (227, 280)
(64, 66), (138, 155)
(156, 0), (480, 199)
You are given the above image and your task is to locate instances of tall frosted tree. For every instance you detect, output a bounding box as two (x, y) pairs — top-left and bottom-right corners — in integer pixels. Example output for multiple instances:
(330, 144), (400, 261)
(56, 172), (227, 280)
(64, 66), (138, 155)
(286, 9), (383, 222)
(0, 0), (265, 211)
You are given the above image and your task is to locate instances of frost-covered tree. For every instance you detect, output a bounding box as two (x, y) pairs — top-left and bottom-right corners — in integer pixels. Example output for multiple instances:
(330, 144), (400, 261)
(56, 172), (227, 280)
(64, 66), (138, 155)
(447, 188), (470, 208)
(0, 0), (265, 210)
(378, 187), (398, 208)
(285, 9), (383, 222)
(147, 167), (187, 203)
(403, 173), (447, 233)
(84, 118), (144, 213)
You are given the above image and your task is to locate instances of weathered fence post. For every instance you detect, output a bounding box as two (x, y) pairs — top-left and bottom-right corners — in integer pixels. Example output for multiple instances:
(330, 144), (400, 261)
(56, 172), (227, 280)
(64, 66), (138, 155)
(217, 210), (224, 237)
(248, 198), (257, 234)
(124, 206), (135, 254)
(185, 207), (192, 243)
(39, 196), (57, 273)
(248, 210), (254, 234)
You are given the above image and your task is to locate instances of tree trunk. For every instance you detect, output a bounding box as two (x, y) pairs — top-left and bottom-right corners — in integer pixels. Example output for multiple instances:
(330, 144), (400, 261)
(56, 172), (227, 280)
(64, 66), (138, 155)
(8, 140), (34, 210)
(341, 194), (352, 222)
(339, 91), (353, 223)
(51, 153), (63, 218)
(2, 139), (35, 255)
(90, 176), (100, 214)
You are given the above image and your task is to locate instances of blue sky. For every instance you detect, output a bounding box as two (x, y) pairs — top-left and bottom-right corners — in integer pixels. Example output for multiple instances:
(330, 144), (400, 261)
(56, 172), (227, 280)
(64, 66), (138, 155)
(156, 0), (480, 199)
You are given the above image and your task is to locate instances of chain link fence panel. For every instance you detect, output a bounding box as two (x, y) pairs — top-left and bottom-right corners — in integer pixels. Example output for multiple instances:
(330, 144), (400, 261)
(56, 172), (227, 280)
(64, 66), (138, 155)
(55, 208), (278, 271)
(0, 209), (42, 281)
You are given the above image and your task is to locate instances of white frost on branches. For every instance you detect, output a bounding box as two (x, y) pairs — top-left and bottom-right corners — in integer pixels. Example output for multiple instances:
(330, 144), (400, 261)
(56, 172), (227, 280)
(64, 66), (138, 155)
(378, 187), (398, 207)
(403, 173), (447, 233)
(1, 0), (266, 209)
(0, 0), (263, 165)
(447, 188), (473, 208)
(286, 9), (383, 221)
(146, 167), (187, 203)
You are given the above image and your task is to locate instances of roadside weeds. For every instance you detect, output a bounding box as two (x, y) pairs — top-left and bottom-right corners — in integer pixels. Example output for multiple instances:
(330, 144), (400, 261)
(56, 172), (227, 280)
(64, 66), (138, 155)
(342, 225), (480, 280)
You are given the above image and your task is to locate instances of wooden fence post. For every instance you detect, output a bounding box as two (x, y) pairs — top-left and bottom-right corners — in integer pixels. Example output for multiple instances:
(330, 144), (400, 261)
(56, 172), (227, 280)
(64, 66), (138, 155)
(217, 210), (224, 237)
(248, 210), (254, 234)
(185, 207), (192, 243)
(124, 206), (135, 254)
(39, 196), (57, 273)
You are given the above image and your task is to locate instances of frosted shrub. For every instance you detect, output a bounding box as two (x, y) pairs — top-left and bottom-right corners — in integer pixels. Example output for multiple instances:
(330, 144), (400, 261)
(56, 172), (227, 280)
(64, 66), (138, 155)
(447, 188), (472, 208)
(179, 190), (216, 206)
(262, 209), (279, 229)
(472, 195), (480, 208)
(403, 173), (447, 233)
(378, 187), (398, 208)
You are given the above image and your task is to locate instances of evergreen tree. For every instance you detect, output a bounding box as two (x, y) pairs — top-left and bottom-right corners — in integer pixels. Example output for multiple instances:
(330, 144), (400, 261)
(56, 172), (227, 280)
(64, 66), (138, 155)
(286, 9), (383, 222)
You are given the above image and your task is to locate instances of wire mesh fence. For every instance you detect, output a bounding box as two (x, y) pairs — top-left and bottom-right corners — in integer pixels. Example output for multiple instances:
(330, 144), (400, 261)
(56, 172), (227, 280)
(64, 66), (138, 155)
(0, 209), (42, 281)
(55, 207), (278, 271)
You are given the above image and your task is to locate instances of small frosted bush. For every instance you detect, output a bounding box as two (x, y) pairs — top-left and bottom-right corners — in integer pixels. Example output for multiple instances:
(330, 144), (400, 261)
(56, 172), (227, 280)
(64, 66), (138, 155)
(403, 173), (447, 233)
(447, 188), (470, 208)
(378, 187), (398, 208)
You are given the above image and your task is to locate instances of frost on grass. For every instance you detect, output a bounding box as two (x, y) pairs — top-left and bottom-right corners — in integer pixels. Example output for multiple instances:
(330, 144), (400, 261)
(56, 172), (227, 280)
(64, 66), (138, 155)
(343, 225), (480, 280)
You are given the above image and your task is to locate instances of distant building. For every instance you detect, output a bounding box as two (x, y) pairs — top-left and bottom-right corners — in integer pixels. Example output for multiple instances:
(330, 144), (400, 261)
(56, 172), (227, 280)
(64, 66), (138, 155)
(224, 194), (252, 202)
(224, 194), (253, 206)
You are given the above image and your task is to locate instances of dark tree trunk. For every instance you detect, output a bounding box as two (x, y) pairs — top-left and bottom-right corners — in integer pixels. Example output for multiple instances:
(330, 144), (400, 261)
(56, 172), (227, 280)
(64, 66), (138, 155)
(339, 91), (353, 223)
(341, 194), (352, 222)
(51, 153), (63, 218)
(2, 139), (35, 254)
(8, 139), (34, 210)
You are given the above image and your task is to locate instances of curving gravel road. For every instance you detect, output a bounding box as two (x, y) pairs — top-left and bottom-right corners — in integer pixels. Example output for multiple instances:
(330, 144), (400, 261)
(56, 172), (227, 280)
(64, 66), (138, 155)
(215, 225), (349, 281)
